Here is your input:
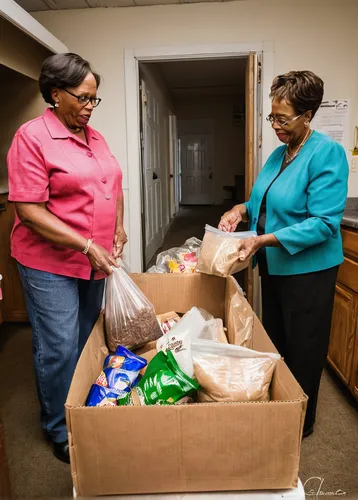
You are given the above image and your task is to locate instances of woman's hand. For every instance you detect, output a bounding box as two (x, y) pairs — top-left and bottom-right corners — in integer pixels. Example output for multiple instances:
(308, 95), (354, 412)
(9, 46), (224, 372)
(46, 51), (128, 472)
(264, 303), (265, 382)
(238, 236), (261, 261)
(113, 228), (128, 259)
(238, 234), (280, 261)
(218, 204), (246, 232)
(87, 242), (119, 275)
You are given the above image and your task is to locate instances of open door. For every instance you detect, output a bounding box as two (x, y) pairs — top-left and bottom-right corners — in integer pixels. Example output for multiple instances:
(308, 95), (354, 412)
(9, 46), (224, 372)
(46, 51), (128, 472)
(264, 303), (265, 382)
(140, 79), (164, 267)
(169, 114), (178, 218)
(244, 52), (261, 307)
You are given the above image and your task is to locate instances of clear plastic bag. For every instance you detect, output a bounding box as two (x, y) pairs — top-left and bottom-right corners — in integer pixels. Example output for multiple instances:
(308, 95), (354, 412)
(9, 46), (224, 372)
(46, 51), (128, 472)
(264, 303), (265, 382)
(197, 225), (257, 277)
(156, 307), (228, 377)
(105, 263), (163, 352)
(226, 289), (254, 348)
(191, 340), (280, 403)
(147, 237), (202, 274)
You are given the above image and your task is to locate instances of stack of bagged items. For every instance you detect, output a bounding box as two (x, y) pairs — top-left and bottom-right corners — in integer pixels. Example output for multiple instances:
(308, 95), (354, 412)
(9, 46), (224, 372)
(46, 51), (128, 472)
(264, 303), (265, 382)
(86, 239), (280, 407)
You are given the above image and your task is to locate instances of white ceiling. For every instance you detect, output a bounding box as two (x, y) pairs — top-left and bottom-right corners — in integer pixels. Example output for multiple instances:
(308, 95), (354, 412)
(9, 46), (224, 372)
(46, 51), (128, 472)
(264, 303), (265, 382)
(15, 0), (235, 10)
(148, 58), (247, 97)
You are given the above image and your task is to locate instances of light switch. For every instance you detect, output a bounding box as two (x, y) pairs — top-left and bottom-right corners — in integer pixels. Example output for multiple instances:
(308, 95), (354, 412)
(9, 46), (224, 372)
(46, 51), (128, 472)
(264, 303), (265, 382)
(351, 156), (358, 173)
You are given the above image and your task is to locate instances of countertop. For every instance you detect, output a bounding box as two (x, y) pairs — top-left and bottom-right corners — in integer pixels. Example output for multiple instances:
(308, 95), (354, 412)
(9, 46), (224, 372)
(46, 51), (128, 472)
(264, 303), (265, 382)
(342, 198), (358, 229)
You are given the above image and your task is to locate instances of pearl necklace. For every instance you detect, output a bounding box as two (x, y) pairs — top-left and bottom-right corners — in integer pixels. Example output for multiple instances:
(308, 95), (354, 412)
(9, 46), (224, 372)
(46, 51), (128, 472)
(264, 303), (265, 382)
(284, 129), (312, 165)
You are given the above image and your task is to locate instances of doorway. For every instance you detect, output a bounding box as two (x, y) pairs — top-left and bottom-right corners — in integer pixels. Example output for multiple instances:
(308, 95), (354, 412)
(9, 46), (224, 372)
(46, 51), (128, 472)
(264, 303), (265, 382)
(125, 43), (273, 309)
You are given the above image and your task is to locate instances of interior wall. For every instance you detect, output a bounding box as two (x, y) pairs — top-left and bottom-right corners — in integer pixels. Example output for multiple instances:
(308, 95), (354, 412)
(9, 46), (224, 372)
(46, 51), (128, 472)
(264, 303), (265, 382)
(140, 63), (175, 235)
(33, 0), (358, 268)
(0, 17), (51, 80)
(176, 94), (245, 204)
(0, 67), (46, 192)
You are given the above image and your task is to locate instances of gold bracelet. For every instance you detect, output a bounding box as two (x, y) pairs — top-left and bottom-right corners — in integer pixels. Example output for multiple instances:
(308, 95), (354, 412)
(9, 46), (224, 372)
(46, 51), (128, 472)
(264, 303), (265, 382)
(82, 238), (93, 255)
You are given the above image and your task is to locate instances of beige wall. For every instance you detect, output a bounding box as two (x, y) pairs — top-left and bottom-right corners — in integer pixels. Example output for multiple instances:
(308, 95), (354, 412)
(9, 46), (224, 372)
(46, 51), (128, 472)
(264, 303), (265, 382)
(32, 0), (358, 267)
(0, 17), (51, 80)
(0, 67), (46, 191)
(176, 94), (245, 204)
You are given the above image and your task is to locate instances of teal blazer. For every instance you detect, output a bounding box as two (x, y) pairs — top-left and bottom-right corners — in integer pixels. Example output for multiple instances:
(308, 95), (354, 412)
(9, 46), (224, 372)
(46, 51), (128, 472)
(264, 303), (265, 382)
(244, 131), (349, 275)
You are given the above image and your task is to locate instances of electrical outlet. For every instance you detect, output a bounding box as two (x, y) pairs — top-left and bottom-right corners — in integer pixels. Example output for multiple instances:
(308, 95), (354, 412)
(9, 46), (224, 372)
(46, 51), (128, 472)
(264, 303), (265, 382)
(351, 156), (358, 173)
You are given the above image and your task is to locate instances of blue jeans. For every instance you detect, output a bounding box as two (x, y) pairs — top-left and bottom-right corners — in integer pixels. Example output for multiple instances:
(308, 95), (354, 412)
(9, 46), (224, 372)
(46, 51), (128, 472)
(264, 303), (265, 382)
(17, 263), (105, 443)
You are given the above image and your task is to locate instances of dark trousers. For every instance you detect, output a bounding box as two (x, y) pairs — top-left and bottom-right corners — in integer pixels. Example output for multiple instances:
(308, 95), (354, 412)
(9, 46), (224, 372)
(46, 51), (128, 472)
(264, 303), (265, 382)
(257, 254), (338, 432)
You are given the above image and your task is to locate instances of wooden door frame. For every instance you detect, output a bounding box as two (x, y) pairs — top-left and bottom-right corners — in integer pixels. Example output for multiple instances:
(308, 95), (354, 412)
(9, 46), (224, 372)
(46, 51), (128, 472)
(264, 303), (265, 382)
(124, 42), (275, 281)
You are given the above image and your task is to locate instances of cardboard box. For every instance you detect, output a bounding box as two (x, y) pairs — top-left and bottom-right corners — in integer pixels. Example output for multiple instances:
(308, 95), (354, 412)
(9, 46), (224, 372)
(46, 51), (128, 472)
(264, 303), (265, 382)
(66, 273), (307, 497)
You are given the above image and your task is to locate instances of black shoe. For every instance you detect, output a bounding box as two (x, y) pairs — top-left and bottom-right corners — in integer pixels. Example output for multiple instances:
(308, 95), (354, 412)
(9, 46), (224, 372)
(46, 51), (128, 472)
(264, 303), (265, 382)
(302, 425), (314, 439)
(53, 440), (70, 464)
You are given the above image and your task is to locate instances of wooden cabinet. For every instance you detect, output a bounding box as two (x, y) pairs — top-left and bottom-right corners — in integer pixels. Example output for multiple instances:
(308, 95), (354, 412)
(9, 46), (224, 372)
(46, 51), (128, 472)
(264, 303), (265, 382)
(328, 226), (358, 398)
(0, 193), (28, 322)
(328, 283), (356, 385)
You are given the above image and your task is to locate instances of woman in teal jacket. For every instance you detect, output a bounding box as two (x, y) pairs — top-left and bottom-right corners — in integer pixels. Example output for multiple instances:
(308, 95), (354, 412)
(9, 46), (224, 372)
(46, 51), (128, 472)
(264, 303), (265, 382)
(219, 71), (348, 438)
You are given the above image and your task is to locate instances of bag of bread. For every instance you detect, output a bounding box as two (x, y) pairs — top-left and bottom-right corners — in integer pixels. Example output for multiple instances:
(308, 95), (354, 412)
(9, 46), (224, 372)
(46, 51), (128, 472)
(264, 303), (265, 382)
(192, 340), (280, 403)
(197, 225), (257, 277)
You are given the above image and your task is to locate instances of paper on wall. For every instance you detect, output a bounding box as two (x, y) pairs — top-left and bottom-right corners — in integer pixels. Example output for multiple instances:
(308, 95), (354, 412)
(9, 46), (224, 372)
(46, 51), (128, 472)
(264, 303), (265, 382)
(312, 99), (349, 146)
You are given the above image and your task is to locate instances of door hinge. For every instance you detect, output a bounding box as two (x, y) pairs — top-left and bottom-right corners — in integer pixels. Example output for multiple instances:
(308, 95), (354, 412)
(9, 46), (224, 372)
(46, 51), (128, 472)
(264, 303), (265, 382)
(257, 63), (262, 84)
(258, 135), (262, 148)
(142, 93), (148, 107)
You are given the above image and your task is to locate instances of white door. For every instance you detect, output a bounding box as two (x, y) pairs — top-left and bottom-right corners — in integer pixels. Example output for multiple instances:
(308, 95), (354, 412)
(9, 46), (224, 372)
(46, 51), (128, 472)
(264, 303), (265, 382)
(180, 135), (214, 205)
(141, 80), (163, 266)
(169, 114), (180, 217)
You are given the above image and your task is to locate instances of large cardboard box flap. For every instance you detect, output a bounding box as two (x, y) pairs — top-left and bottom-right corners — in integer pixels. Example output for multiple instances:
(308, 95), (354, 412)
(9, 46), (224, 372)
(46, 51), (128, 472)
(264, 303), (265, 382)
(66, 274), (307, 497)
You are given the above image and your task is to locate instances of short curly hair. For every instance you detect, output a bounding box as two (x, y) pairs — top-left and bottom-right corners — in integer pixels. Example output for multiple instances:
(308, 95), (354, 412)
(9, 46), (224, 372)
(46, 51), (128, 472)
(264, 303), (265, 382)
(270, 70), (324, 120)
(39, 53), (101, 105)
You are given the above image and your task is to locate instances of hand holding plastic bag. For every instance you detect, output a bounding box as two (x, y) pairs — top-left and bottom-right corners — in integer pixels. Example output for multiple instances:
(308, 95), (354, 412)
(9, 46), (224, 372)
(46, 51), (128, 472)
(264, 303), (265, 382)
(197, 225), (257, 277)
(105, 261), (163, 352)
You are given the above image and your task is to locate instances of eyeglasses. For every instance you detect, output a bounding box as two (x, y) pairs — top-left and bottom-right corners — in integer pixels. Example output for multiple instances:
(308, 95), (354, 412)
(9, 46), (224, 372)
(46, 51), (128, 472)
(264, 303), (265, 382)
(266, 113), (304, 127)
(62, 88), (101, 108)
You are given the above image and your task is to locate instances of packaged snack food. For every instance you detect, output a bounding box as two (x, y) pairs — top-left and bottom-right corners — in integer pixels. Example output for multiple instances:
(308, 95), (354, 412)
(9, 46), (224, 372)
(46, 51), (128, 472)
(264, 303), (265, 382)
(192, 340), (280, 403)
(197, 225), (257, 277)
(132, 350), (200, 406)
(105, 262), (163, 351)
(86, 345), (147, 407)
(86, 385), (132, 407)
(156, 311), (181, 334)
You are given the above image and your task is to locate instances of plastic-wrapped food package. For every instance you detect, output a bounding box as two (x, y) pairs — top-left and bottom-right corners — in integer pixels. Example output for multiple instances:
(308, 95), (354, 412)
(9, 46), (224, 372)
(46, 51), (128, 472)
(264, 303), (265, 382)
(197, 225), (257, 277)
(156, 306), (206, 377)
(226, 290), (254, 348)
(105, 264), (163, 352)
(192, 340), (280, 403)
(157, 307), (228, 377)
(86, 345), (147, 406)
(200, 318), (228, 344)
(156, 311), (181, 333)
(132, 350), (200, 406)
(147, 237), (202, 274)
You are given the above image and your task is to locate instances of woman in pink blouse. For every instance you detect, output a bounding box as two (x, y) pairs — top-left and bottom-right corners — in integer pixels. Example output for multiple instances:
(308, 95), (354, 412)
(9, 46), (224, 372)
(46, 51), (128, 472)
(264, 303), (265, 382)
(7, 53), (127, 463)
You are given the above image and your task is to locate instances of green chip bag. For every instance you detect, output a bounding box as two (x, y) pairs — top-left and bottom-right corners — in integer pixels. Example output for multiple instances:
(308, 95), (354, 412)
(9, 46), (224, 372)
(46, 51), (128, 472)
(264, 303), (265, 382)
(133, 350), (200, 405)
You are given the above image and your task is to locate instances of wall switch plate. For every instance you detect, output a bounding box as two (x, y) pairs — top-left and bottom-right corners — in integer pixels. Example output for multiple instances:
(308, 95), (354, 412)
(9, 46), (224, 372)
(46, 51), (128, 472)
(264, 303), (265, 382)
(351, 156), (358, 173)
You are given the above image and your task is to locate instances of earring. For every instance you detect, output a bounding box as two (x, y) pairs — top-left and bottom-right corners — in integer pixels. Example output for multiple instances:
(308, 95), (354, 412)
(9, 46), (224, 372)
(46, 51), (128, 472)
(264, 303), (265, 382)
(54, 102), (59, 108)
(305, 121), (309, 127)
